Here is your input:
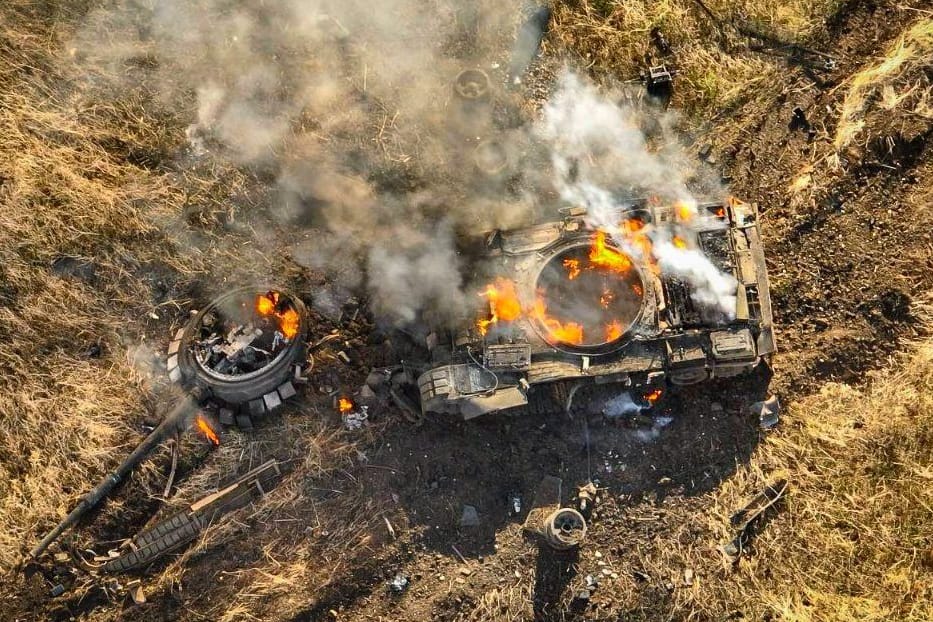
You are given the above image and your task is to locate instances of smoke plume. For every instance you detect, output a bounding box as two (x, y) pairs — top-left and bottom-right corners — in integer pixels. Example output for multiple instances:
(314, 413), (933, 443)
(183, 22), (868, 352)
(73, 0), (738, 327)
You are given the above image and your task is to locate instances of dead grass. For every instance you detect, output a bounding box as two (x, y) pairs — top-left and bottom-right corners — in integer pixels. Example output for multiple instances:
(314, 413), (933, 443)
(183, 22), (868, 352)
(834, 17), (933, 152)
(706, 309), (933, 621)
(0, 1), (203, 571)
(548, 0), (839, 114)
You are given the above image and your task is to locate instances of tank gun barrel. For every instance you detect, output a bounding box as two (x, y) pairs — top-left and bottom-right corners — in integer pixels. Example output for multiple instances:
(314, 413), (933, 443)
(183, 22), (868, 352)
(29, 397), (198, 559)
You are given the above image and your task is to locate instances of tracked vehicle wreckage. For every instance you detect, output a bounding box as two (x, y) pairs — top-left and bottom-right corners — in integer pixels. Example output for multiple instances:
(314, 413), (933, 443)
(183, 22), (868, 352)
(414, 197), (775, 419)
(28, 51), (776, 589)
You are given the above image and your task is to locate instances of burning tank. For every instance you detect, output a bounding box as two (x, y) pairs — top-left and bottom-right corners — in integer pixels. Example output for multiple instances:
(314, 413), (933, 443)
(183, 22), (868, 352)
(413, 197), (775, 419)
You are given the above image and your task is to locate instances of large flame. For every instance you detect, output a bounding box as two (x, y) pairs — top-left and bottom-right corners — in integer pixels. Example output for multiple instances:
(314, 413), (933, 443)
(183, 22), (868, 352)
(256, 291), (300, 340)
(194, 414), (220, 446)
(589, 230), (632, 274)
(477, 277), (523, 335)
(531, 294), (584, 345)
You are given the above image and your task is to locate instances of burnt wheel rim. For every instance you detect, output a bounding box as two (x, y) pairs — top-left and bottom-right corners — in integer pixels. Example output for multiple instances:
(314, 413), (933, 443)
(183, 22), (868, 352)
(189, 289), (306, 382)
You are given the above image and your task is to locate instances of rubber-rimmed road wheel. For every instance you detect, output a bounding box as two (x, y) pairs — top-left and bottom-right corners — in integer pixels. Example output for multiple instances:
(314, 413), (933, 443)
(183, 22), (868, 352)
(167, 287), (308, 421)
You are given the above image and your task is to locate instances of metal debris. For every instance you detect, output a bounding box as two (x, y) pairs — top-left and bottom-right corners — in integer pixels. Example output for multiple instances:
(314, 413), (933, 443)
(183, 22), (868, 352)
(720, 479), (789, 564)
(576, 482), (598, 519)
(509, 494), (522, 516)
(645, 65), (674, 109)
(101, 460), (282, 573)
(342, 405), (369, 431)
(751, 395), (781, 430)
(388, 573), (409, 594)
(459, 505), (480, 528)
(129, 584), (146, 605)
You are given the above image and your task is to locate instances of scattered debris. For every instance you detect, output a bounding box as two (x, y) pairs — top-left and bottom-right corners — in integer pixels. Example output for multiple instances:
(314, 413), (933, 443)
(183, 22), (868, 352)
(129, 584), (146, 605)
(684, 568), (695, 586)
(576, 482), (598, 519)
(508, 494), (522, 517)
(645, 65), (674, 109)
(338, 396), (369, 430)
(751, 395), (781, 430)
(720, 479), (789, 565)
(383, 517), (396, 540)
(650, 26), (671, 55)
(50, 584), (65, 598)
(101, 460), (283, 573)
(388, 573), (409, 594)
(459, 505), (480, 528)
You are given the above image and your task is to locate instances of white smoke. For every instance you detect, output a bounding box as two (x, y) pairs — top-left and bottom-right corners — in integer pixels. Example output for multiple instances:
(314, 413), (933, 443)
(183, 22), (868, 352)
(653, 239), (737, 317)
(536, 71), (737, 319)
(602, 393), (643, 418)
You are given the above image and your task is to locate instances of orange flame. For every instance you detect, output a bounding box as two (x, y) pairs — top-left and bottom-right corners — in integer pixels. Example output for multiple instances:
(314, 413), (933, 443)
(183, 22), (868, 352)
(715, 206), (726, 218)
(477, 277), (522, 335)
(589, 231), (632, 274)
(674, 200), (697, 222)
(338, 397), (354, 414)
(599, 288), (614, 309)
(605, 320), (623, 342)
(632, 283), (643, 297)
(622, 218), (644, 234)
(531, 295), (583, 345)
(256, 292), (300, 340)
(615, 219), (656, 274)
(644, 388), (663, 404)
(195, 414), (220, 446)
(672, 235), (688, 249)
(563, 258), (581, 280)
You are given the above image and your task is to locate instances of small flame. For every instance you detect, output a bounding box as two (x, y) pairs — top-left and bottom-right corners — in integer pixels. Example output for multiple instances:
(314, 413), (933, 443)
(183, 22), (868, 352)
(605, 320), (623, 342)
(644, 388), (663, 404)
(599, 288), (614, 309)
(256, 291), (300, 340)
(256, 293), (276, 316)
(195, 414), (220, 446)
(672, 235), (688, 249)
(338, 397), (354, 414)
(616, 219), (656, 272)
(477, 277), (522, 335)
(715, 206), (726, 218)
(589, 231), (632, 274)
(563, 258), (581, 280)
(632, 283), (643, 297)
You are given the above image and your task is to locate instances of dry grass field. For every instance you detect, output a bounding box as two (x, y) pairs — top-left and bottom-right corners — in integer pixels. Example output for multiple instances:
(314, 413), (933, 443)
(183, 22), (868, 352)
(1, 0), (932, 620)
